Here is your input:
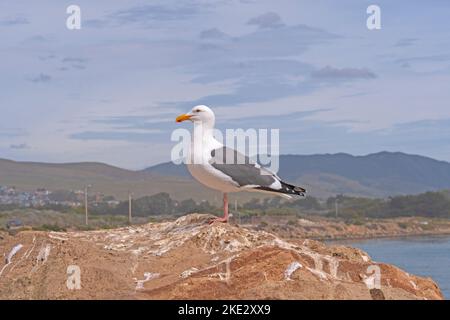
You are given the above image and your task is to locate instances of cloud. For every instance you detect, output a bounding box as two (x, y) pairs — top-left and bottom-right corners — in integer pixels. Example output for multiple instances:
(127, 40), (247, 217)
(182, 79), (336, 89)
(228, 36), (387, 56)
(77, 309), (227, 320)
(71, 64), (86, 70)
(394, 38), (418, 47)
(395, 54), (450, 64)
(93, 114), (174, 126)
(84, 19), (109, 28)
(0, 128), (27, 138)
(400, 62), (411, 68)
(175, 59), (318, 107)
(60, 57), (87, 71)
(70, 130), (162, 142)
(216, 24), (338, 60)
(161, 18), (340, 109)
(29, 73), (52, 83)
(190, 59), (314, 84)
(175, 61), (374, 108)
(218, 109), (333, 127)
(311, 66), (377, 80)
(199, 28), (229, 39)
(21, 35), (49, 45)
(62, 57), (87, 63)
(87, 3), (207, 28)
(38, 54), (56, 61)
(113, 4), (200, 23)
(68, 113), (173, 143)
(10, 143), (30, 150)
(0, 16), (29, 26)
(247, 12), (284, 29)
(189, 23), (339, 78)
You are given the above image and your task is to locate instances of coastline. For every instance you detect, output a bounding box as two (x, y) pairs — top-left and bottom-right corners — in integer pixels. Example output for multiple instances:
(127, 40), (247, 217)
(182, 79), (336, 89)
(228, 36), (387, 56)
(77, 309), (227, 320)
(320, 231), (450, 243)
(246, 216), (450, 243)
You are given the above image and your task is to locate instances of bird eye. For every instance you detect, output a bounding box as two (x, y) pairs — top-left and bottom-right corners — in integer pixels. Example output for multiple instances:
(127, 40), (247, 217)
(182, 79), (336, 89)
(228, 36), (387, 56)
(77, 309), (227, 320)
(194, 109), (201, 113)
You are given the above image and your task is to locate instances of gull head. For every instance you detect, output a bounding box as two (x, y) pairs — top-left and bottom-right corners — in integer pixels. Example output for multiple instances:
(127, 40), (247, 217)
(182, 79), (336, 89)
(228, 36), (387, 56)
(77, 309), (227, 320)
(176, 105), (215, 126)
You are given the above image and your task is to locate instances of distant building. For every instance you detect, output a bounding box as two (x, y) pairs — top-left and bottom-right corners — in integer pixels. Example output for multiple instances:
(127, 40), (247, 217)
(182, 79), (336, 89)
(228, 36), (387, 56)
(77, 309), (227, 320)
(6, 219), (23, 230)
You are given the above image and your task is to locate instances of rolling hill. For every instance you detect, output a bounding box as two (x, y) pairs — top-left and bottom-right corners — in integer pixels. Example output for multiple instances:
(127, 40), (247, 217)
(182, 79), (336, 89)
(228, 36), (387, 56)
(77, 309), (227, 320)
(1, 151), (450, 201)
(144, 152), (450, 198)
(0, 158), (219, 202)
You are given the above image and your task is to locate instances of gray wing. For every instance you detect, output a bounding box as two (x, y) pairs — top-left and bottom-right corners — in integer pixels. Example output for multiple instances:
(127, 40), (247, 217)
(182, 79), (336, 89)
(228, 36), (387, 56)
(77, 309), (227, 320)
(209, 147), (277, 187)
(210, 147), (306, 196)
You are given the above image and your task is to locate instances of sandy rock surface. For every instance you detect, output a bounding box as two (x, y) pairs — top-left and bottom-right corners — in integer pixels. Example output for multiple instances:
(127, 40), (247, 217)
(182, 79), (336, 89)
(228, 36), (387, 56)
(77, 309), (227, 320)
(0, 214), (443, 300)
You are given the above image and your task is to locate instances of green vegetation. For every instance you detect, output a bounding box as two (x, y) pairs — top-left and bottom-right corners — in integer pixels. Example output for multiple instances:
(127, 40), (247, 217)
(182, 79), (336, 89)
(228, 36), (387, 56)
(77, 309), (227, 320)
(322, 192), (450, 219)
(238, 190), (450, 219)
(35, 223), (67, 232)
(0, 208), (151, 231)
(106, 192), (216, 216)
(2, 190), (450, 231)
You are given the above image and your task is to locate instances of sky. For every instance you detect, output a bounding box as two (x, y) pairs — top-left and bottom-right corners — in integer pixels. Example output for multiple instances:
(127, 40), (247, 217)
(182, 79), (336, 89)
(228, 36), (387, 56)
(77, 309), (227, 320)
(1, 0), (450, 169)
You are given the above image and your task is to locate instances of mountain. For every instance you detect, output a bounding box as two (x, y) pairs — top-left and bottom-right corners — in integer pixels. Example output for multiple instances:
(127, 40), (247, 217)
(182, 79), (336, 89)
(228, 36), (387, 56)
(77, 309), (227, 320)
(0, 158), (260, 203)
(144, 152), (450, 198)
(1, 151), (450, 201)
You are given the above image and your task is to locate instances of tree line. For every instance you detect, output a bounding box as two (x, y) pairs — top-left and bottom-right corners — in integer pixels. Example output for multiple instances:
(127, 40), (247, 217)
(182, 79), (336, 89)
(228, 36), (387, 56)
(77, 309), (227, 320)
(3, 189), (450, 219)
(97, 190), (450, 219)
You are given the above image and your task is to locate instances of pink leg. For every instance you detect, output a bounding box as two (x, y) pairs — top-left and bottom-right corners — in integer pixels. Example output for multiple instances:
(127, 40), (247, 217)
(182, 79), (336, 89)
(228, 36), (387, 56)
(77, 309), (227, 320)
(209, 193), (229, 224)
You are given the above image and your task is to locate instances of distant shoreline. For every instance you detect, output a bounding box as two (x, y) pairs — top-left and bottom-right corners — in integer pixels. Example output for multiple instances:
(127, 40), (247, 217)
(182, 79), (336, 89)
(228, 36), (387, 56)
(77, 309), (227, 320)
(320, 231), (450, 243)
(248, 216), (450, 244)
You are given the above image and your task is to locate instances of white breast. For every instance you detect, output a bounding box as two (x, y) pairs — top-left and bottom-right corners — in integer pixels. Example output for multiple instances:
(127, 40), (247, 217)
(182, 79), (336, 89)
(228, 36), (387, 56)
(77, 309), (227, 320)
(187, 163), (240, 192)
(186, 133), (240, 193)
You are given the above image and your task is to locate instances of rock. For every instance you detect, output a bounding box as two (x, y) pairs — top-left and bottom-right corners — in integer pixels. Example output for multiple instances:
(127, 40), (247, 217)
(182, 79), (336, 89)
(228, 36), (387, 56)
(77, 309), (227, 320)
(370, 288), (386, 300)
(0, 213), (443, 300)
(249, 216), (450, 241)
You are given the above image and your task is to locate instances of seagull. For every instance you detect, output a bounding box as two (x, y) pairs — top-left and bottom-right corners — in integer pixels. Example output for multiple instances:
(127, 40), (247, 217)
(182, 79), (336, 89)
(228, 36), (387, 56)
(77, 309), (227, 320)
(176, 105), (306, 223)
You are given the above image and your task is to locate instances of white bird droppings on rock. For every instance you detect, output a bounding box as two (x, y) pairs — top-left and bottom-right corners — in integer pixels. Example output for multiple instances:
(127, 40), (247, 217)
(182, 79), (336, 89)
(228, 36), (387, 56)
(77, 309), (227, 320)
(36, 244), (51, 263)
(284, 261), (302, 280)
(5, 244), (23, 264)
(180, 267), (199, 279)
(134, 272), (160, 290)
(0, 244), (23, 277)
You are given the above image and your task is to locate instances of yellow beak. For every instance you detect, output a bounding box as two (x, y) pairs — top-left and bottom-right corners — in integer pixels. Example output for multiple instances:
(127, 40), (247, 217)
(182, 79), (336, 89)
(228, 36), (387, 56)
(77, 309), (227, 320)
(176, 114), (192, 122)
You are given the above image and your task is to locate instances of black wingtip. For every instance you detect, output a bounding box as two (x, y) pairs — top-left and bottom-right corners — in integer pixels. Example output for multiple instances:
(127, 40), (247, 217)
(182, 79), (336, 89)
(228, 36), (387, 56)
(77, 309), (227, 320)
(294, 186), (306, 193)
(279, 181), (307, 196)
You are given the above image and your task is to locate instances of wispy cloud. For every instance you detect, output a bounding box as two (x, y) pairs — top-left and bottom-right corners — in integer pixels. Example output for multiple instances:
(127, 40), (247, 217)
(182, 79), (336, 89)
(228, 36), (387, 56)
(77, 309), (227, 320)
(10, 143), (30, 150)
(86, 2), (208, 29)
(70, 130), (162, 142)
(0, 16), (29, 26)
(247, 12), (285, 29)
(395, 54), (450, 64)
(394, 38), (418, 47)
(113, 4), (200, 23)
(21, 35), (48, 44)
(190, 59), (314, 84)
(0, 128), (27, 138)
(29, 73), (52, 83)
(38, 54), (56, 61)
(62, 57), (87, 63)
(311, 66), (377, 80)
(84, 19), (109, 28)
(174, 19), (340, 108)
(199, 28), (229, 39)
(60, 57), (88, 71)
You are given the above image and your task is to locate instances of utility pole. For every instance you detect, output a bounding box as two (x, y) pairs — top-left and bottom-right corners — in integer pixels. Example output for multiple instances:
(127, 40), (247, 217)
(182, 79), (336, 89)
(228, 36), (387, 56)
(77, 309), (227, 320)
(234, 199), (239, 225)
(335, 198), (339, 218)
(84, 184), (91, 225)
(128, 191), (133, 224)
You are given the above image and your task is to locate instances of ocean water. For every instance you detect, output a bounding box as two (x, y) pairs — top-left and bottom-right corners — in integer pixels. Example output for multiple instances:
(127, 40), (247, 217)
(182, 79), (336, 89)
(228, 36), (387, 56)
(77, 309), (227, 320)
(327, 236), (450, 299)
